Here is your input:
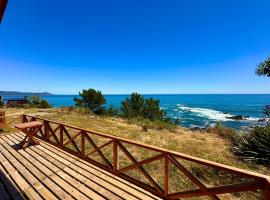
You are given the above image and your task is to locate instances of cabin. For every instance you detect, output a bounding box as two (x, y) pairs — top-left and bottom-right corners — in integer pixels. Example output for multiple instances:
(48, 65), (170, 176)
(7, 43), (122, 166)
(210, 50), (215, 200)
(2, 97), (28, 107)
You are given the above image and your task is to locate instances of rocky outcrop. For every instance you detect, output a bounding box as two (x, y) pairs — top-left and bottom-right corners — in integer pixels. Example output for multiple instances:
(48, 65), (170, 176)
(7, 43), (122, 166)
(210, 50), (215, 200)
(226, 115), (249, 120)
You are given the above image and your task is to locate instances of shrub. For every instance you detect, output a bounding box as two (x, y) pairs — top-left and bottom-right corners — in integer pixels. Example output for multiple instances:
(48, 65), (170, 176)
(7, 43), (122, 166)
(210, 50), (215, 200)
(38, 99), (52, 108)
(0, 100), (3, 108)
(27, 96), (51, 108)
(233, 126), (270, 166)
(106, 105), (120, 116)
(141, 125), (148, 132)
(207, 122), (238, 142)
(262, 105), (270, 119)
(28, 96), (42, 105)
(74, 89), (106, 114)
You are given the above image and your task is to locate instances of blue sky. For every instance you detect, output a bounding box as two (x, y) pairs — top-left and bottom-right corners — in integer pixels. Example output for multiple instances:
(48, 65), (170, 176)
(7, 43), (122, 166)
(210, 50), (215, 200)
(0, 0), (270, 94)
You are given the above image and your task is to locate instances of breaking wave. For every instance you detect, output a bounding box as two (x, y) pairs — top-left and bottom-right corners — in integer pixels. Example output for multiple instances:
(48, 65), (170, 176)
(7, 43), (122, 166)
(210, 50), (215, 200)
(176, 104), (260, 122)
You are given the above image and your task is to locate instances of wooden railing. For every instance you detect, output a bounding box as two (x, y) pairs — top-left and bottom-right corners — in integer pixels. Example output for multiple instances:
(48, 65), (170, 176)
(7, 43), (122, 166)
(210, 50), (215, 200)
(21, 114), (270, 200)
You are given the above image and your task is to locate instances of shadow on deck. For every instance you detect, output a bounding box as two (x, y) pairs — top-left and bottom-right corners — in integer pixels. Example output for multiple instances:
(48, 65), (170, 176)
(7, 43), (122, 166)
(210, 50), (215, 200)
(0, 132), (161, 200)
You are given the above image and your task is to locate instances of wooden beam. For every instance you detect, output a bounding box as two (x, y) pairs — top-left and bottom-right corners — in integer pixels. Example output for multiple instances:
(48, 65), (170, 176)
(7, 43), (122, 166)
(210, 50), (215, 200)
(117, 153), (164, 174)
(84, 133), (113, 170)
(118, 142), (164, 195)
(85, 140), (113, 157)
(168, 181), (263, 199)
(169, 156), (220, 200)
(113, 140), (119, 173)
(264, 179), (270, 200)
(164, 154), (169, 197)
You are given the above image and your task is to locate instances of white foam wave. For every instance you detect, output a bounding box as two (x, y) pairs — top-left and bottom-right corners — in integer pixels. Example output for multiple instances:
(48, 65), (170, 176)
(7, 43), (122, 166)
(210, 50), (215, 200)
(176, 104), (260, 122)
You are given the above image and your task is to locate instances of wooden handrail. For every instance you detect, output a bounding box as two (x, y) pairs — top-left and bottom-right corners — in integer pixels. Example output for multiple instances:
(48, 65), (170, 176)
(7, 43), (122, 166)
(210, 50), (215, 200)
(21, 114), (270, 199)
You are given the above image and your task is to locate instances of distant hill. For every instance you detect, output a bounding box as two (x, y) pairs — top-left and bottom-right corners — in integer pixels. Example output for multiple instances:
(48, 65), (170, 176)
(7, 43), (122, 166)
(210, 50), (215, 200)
(0, 91), (52, 96)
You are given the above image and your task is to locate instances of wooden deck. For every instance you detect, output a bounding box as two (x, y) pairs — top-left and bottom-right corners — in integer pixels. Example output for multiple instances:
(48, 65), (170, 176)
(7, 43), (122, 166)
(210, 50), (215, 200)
(0, 132), (161, 200)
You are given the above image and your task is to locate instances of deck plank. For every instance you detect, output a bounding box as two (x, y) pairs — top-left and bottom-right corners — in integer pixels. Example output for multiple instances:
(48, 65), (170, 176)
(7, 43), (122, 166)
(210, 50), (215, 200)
(0, 133), (161, 200)
(0, 153), (42, 200)
(13, 134), (145, 200)
(0, 164), (25, 200)
(0, 139), (60, 200)
(1, 136), (91, 200)
(5, 134), (105, 200)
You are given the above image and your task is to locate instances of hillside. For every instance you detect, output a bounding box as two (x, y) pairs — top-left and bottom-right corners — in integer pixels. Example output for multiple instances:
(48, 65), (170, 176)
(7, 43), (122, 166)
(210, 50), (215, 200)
(0, 91), (52, 96)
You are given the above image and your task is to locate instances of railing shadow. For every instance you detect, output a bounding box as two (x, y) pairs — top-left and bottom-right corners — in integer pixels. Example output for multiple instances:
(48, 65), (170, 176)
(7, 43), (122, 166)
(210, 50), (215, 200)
(0, 169), (25, 200)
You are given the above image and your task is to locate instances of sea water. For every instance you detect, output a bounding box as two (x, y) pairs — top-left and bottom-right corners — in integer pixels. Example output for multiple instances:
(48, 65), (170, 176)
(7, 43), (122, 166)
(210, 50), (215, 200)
(4, 94), (270, 129)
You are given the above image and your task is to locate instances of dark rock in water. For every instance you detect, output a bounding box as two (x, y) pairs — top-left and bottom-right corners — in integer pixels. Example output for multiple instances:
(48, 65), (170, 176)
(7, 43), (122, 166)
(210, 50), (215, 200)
(189, 126), (207, 131)
(223, 112), (229, 114)
(226, 115), (246, 120)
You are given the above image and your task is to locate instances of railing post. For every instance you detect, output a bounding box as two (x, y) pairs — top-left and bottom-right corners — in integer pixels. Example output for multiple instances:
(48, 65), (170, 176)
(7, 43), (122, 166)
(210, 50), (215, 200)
(44, 121), (49, 140)
(164, 154), (169, 198)
(264, 179), (270, 200)
(81, 131), (85, 158)
(20, 114), (26, 123)
(113, 140), (119, 173)
(60, 125), (64, 147)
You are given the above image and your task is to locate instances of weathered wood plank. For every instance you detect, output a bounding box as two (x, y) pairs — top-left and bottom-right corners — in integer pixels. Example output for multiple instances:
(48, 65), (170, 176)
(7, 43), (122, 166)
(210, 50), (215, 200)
(2, 135), (90, 200)
(38, 141), (160, 200)
(0, 153), (42, 200)
(14, 132), (161, 200)
(5, 134), (106, 200)
(9, 133), (122, 200)
(0, 138), (69, 200)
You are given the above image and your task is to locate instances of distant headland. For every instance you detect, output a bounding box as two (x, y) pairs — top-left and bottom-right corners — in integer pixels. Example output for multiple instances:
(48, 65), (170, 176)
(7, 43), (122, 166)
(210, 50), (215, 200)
(0, 91), (52, 96)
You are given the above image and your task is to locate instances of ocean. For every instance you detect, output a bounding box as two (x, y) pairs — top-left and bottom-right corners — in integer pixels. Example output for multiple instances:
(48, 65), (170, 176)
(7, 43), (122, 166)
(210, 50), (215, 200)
(4, 94), (270, 129)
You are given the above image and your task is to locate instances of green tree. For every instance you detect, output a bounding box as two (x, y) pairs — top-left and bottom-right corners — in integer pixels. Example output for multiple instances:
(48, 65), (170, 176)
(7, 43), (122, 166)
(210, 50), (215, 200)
(143, 98), (165, 120)
(121, 93), (166, 121)
(121, 93), (144, 118)
(256, 56), (270, 77)
(74, 89), (106, 114)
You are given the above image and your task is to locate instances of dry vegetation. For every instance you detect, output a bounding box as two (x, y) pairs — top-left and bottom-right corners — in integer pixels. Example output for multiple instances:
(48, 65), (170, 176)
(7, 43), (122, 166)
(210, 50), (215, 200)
(1, 108), (270, 199)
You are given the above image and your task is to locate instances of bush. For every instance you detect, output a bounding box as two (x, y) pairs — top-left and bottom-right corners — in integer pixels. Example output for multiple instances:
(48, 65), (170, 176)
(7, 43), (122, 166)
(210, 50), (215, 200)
(121, 93), (165, 121)
(27, 96), (51, 108)
(0, 100), (3, 108)
(262, 105), (270, 119)
(74, 89), (106, 114)
(28, 96), (42, 105)
(38, 99), (52, 108)
(233, 126), (270, 166)
(105, 105), (120, 117)
(207, 122), (238, 142)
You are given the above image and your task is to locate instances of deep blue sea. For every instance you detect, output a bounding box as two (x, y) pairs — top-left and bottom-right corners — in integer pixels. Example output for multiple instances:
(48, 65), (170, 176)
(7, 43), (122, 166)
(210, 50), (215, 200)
(3, 94), (270, 129)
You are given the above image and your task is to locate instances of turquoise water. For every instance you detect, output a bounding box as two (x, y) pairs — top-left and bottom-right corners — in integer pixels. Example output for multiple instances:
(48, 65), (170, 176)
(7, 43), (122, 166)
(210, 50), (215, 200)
(4, 94), (270, 129)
